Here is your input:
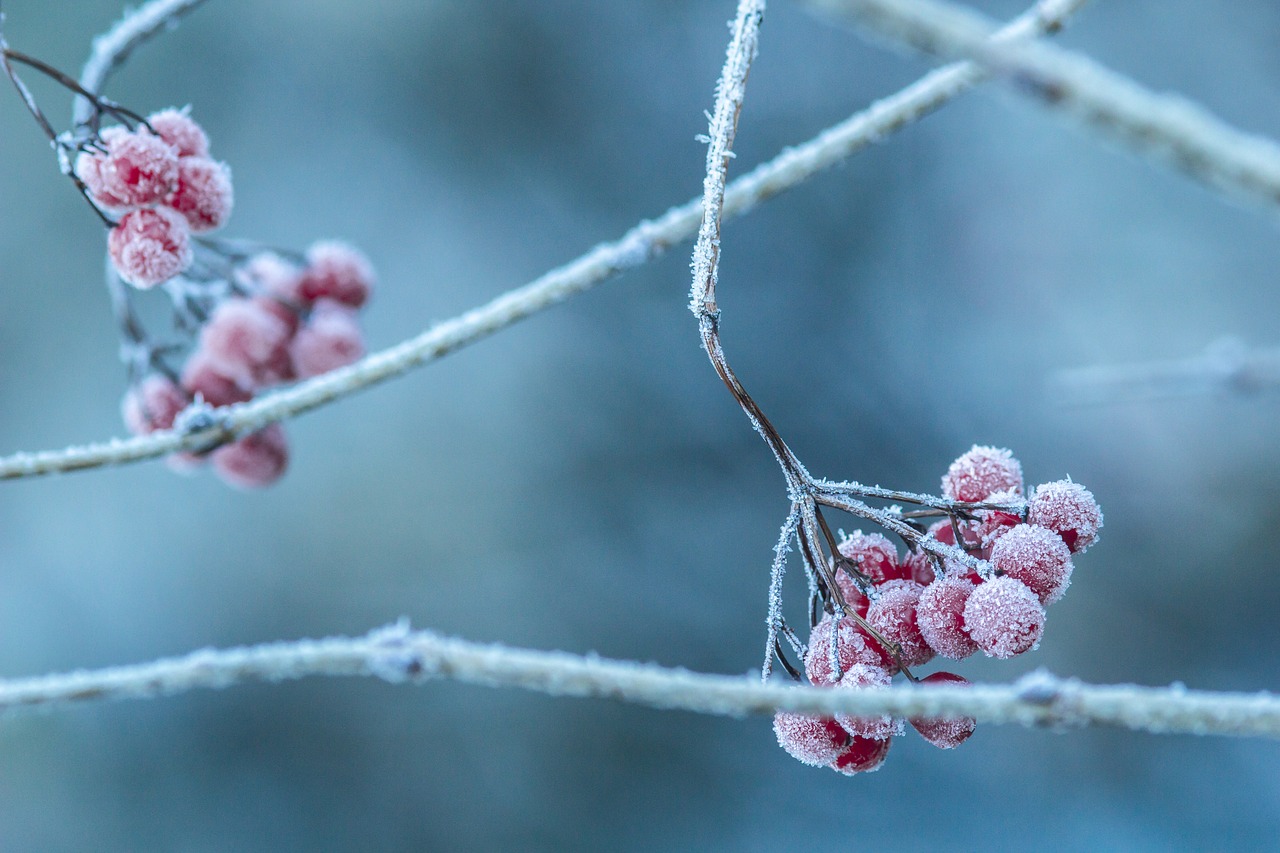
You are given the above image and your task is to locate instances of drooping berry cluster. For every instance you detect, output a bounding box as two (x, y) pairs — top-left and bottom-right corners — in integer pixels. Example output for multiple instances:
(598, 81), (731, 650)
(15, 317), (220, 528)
(775, 445), (1102, 774)
(120, 241), (373, 488)
(77, 109), (233, 289)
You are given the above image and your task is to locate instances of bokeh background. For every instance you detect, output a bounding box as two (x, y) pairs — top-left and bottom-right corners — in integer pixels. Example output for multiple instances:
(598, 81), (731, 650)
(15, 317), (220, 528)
(2, 0), (1279, 849)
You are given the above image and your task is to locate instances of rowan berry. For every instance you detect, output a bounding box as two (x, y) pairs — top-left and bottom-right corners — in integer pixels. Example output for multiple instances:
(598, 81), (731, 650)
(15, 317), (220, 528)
(1028, 479), (1103, 553)
(963, 576), (1045, 659)
(942, 445), (1024, 502)
(289, 299), (366, 378)
(805, 614), (889, 685)
(199, 296), (296, 388)
(909, 671), (976, 749)
(297, 241), (374, 308)
(837, 530), (906, 584)
(146, 108), (209, 158)
(834, 663), (901, 740)
(830, 734), (891, 775)
(107, 206), (192, 288)
(121, 374), (188, 434)
(865, 579), (934, 668)
(988, 523), (1072, 605)
(916, 575), (979, 660)
(773, 712), (849, 767)
(211, 423), (289, 489)
(166, 155), (233, 233)
(77, 126), (178, 209)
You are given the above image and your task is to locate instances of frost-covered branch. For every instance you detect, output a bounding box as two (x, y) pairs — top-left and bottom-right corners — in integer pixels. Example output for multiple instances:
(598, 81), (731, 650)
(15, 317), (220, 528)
(4, 622), (1280, 739)
(0, 0), (1084, 481)
(1051, 338), (1280, 406)
(74, 0), (209, 124)
(807, 0), (1280, 212)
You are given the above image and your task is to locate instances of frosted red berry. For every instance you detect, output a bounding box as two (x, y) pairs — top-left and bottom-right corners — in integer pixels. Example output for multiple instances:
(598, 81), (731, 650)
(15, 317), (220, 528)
(902, 549), (936, 587)
(166, 156), (233, 233)
(181, 351), (254, 408)
(147, 108), (209, 158)
(963, 576), (1045, 659)
(916, 575), (979, 660)
(108, 206), (193, 288)
(773, 712), (848, 767)
(942, 445), (1024, 502)
(211, 423), (289, 489)
(834, 663), (901, 741)
(199, 296), (296, 388)
(239, 252), (304, 304)
(805, 614), (890, 685)
(77, 126), (179, 209)
(1028, 479), (1103, 554)
(297, 241), (375, 308)
(909, 671), (976, 749)
(865, 579), (934, 668)
(121, 374), (189, 434)
(989, 523), (1073, 605)
(830, 734), (891, 775)
(289, 299), (366, 378)
(837, 530), (906, 584)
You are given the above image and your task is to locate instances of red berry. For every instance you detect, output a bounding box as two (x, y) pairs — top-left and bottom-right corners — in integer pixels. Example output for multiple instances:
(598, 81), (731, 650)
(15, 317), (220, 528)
(200, 297), (296, 388)
(830, 734), (891, 775)
(865, 579), (934, 668)
(1028, 480), (1103, 554)
(76, 126), (179, 209)
(297, 241), (374, 308)
(805, 614), (889, 685)
(989, 523), (1073, 605)
(902, 549), (936, 587)
(108, 207), (192, 288)
(942, 445), (1024, 502)
(834, 663), (901, 741)
(974, 488), (1022, 547)
(211, 423), (289, 489)
(837, 530), (906, 584)
(773, 712), (849, 767)
(181, 351), (254, 408)
(147, 108), (209, 158)
(963, 577), (1045, 659)
(289, 299), (366, 378)
(916, 575), (979, 660)
(121, 374), (189, 434)
(909, 671), (976, 749)
(166, 156), (233, 233)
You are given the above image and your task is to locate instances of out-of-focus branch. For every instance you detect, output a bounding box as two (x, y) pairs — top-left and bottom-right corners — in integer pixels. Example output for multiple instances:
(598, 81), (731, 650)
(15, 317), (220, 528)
(0, 0), (1086, 481)
(806, 0), (1280, 212)
(4, 622), (1279, 739)
(1051, 338), (1280, 406)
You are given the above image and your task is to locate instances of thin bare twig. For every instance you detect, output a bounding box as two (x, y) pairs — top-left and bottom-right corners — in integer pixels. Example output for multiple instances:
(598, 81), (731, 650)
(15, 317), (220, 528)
(0, 0), (1085, 481)
(806, 0), (1280, 211)
(3, 622), (1279, 739)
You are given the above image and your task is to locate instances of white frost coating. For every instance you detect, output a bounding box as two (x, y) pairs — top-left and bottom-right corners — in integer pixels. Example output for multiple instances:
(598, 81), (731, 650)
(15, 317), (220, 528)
(762, 505), (802, 681)
(0, 0), (1084, 481)
(807, 0), (1280, 212)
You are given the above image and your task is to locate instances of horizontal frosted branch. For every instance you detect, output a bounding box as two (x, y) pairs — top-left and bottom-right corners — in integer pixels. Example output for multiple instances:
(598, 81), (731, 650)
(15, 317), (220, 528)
(807, 0), (1280, 211)
(5, 622), (1280, 739)
(1051, 338), (1280, 405)
(0, 0), (1083, 481)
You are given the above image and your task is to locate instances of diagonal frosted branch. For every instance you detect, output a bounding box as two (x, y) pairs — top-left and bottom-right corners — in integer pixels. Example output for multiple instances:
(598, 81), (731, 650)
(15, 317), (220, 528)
(0, 0), (1084, 481)
(4, 622), (1280, 739)
(807, 0), (1280, 211)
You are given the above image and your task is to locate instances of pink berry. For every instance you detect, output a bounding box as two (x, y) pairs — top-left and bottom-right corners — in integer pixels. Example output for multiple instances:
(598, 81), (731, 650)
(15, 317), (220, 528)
(289, 299), (366, 378)
(147, 108), (209, 158)
(239, 252), (304, 304)
(834, 663), (901, 741)
(297, 241), (374, 308)
(909, 671), (976, 749)
(974, 488), (1023, 547)
(108, 207), (192, 288)
(832, 571), (870, 619)
(76, 126), (178, 209)
(199, 297), (296, 388)
(121, 374), (189, 434)
(1028, 480), (1103, 554)
(942, 445), (1024, 502)
(989, 523), (1073, 605)
(964, 577), (1045, 659)
(805, 615), (890, 686)
(773, 712), (849, 767)
(865, 579), (934, 668)
(916, 575), (979, 660)
(181, 351), (254, 408)
(211, 423), (288, 489)
(902, 549), (936, 587)
(830, 734), (891, 775)
(837, 530), (906, 584)
(166, 156), (233, 233)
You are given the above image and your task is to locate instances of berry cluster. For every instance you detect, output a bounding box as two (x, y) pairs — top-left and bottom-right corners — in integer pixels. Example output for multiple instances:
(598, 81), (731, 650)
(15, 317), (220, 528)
(775, 445), (1102, 774)
(76, 109), (232, 289)
(121, 242), (373, 488)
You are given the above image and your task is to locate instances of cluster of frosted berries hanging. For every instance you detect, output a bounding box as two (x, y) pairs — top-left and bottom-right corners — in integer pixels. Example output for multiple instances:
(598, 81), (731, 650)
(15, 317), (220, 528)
(76, 109), (232, 288)
(121, 243), (373, 488)
(86, 109), (375, 488)
(775, 446), (1102, 775)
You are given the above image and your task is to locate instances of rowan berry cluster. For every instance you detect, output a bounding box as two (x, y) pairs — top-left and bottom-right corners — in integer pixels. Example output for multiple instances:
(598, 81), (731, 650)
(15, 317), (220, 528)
(775, 445), (1102, 774)
(76, 109), (375, 488)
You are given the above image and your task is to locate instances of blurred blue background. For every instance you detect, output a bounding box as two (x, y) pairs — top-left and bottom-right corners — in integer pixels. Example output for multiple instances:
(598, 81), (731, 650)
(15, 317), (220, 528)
(2, 0), (1280, 849)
